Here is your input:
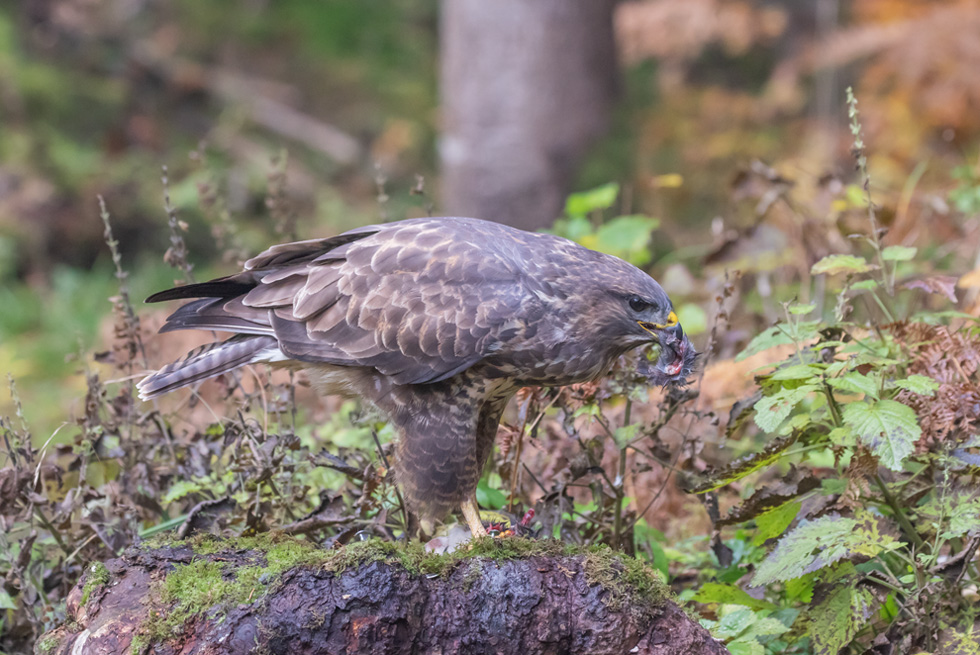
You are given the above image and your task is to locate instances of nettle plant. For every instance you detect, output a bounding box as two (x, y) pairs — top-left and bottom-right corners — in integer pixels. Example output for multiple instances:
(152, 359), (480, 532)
(693, 96), (980, 653)
(697, 247), (980, 654)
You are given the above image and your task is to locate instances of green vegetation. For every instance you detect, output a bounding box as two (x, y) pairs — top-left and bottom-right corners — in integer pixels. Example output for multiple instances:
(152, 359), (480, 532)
(79, 562), (111, 607)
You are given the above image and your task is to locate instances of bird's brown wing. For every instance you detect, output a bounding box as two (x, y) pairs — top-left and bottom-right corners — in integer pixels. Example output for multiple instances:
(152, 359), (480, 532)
(153, 219), (529, 385)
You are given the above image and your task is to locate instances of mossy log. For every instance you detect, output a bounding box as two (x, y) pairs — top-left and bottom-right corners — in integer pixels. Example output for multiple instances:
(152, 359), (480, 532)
(37, 535), (728, 655)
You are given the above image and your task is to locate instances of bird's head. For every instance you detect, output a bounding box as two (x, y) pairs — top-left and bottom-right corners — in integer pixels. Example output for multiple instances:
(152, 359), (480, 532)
(585, 260), (697, 387)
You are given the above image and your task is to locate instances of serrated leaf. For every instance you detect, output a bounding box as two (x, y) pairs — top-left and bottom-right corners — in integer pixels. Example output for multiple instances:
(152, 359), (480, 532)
(786, 573), (815, 603)
(881, 245), (917, 262)
(893, 374), (939, 396)
(827, 372), (879, 399)
(752, 515), (858, 585)
(811, 254), (874, 276)
(753, 501), (802, 545)
(809, 584), (875, 655)
(692, 583), (778, 610)
(753, 513), (897, 586)
(841, 399), (921, 471)
(754, 385), (819, 432)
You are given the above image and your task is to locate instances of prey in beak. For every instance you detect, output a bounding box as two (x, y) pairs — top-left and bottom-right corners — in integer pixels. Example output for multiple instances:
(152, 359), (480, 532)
(638, 311), (698, 387)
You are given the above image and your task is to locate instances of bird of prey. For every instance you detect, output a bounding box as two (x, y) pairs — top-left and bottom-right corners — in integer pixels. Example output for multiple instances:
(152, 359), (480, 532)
(138, 217), (695, 538)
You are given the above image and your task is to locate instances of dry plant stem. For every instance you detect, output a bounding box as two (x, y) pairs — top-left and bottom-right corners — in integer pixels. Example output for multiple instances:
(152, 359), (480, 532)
(612, 398), (632, 550)
(371, 429), (410, 534)
(846, 86), (890, 294)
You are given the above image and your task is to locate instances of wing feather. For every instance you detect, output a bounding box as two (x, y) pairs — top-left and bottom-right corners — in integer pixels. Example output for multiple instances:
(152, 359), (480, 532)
(151, 217), (544, 385)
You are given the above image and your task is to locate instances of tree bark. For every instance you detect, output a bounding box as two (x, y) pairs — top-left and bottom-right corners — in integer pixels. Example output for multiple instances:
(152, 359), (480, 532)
(38, 539), (728, 655)
(439, 0), (619, 231)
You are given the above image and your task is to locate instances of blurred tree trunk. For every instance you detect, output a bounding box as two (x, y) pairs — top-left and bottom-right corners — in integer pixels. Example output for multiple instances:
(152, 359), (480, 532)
(439, 0), (619, 230)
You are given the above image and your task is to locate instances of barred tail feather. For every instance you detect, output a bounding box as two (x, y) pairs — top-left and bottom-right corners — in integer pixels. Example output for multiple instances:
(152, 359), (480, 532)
(137, 335), (280, 400)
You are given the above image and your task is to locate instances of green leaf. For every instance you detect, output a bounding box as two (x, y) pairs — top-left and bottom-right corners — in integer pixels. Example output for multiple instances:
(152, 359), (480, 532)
(811, 254), (874, 276)
(727, 639), (764, 655)
(770, 364), (823, 381)
(594, 215), (660, 251)
(788, 302), (816, 315)
(841, 399), (921, 471)
(881, 245), (917, 262)
(565, 182), (619, 216)
(753, 501), (801, 545)
(893, 374), (939, 396)
(0, 588), (16, 610)
(754, 385), (819, 432)
(849, 279), (880, 291)
(827, 372), (879, 399)
(752, 515), (858, 585)
(741, 616), (791, 639)
(785, 573), (815, 603)
(737, 326), (795, 362)
(476, 480), (506, 509)
(736, 321), (821, 362)
(692, 583), (778, 610)
(809, 584), (875, 655)
(613, 423), (641, 448)
(715, 607), (756, 639)
(162, 479), (207, 504)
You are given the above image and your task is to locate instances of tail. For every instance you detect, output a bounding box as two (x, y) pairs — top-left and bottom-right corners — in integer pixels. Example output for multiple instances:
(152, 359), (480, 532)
(138, 335), (280, 400)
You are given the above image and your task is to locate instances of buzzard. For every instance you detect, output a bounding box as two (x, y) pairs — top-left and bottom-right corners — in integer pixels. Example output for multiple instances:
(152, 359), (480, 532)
(138, 217), (695, 537)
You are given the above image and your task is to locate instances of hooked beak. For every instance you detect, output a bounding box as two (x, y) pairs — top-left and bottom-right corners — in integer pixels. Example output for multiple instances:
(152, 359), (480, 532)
(638, 311), (682, 343)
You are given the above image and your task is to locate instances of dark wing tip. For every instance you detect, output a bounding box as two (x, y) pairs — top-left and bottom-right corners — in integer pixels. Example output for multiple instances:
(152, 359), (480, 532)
(145, 280), (257, 303)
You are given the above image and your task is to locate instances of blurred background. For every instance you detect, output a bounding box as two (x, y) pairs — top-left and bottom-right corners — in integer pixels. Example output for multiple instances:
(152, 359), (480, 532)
(2, 0), (979, 430)
(5, 1), (980, 650)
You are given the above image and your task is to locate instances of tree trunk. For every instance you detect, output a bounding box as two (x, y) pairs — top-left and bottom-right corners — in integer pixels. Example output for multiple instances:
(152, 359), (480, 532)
(439, 0), (619, 231)
(37, 537), (728, 655)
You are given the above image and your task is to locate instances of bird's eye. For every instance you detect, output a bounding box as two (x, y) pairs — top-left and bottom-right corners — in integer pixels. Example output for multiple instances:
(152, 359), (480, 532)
(628, 296), (650, 313)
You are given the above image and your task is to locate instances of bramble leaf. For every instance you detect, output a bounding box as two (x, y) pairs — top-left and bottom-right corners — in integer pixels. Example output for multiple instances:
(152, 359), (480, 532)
(752, 515), (857, 585)
(841, 399), (921, 471)
(754, 385), (819, 432)
(809, 584), (875, 655)
(892, 374), (939, 396)
(827, 372), (879, 399)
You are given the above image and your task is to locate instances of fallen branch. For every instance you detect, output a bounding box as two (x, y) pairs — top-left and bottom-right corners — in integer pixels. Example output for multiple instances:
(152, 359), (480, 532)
(38, 535), (727, 655)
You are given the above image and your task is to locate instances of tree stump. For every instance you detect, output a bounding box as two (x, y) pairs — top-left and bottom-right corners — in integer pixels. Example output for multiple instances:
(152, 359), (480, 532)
(36, 535), (728, 655)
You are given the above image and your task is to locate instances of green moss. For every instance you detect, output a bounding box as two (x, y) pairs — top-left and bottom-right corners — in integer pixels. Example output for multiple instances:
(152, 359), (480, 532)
(131, 534), (669, 649)
(37, 634), (60, 654)
(80, 561), (110, 606)
(582, 544), (670, 614)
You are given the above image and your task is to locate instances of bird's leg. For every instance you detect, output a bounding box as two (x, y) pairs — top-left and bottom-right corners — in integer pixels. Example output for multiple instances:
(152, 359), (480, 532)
(460, 495), (488, 538)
